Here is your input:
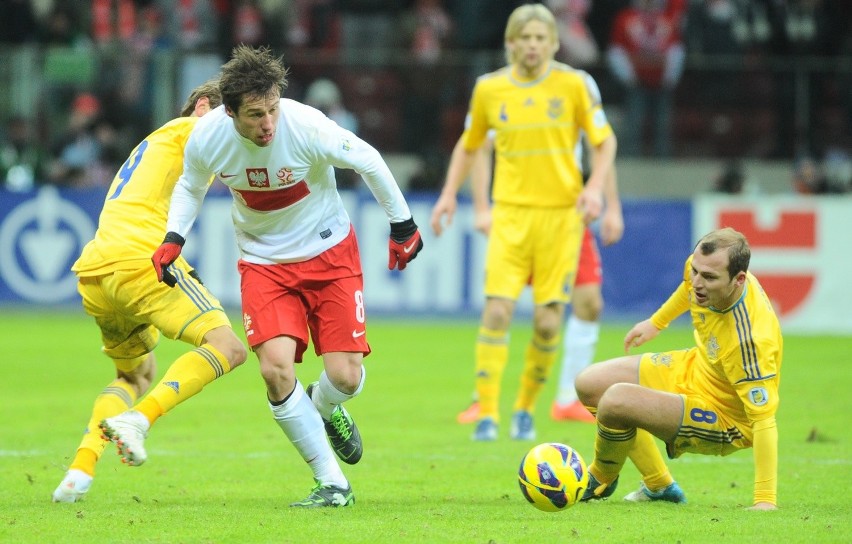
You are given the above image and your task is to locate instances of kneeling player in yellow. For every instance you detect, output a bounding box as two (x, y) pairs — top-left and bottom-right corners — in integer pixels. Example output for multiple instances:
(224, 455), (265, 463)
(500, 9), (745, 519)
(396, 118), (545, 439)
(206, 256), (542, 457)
(576, 228), (781, 509)
(52, 81), (248, 503)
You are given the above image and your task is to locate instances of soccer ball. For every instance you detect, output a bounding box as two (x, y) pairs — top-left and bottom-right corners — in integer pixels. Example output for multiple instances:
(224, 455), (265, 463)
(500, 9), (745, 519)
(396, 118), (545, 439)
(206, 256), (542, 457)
(518, 442), (589, 512)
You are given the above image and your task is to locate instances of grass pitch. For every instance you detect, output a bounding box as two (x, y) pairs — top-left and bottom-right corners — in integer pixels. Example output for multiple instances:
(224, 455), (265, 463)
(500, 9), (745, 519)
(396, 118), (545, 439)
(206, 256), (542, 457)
(1, 309), (850, 543)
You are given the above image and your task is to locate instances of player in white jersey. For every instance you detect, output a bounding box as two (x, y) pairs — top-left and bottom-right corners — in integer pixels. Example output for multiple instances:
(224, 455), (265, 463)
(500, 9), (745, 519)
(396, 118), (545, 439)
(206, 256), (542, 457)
(151, 45), (423, 507)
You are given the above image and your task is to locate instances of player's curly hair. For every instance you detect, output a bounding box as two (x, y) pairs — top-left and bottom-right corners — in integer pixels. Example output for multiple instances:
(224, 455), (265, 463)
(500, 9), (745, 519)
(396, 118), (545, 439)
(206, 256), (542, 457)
(180, 78), (222, 117)
(697, 228), (751, 279)
(219, 45), (289, 114)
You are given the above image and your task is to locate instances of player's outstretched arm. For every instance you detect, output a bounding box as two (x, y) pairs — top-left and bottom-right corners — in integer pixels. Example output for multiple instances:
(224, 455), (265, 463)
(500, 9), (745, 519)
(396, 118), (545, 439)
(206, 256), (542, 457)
(623, 319), (660, 352)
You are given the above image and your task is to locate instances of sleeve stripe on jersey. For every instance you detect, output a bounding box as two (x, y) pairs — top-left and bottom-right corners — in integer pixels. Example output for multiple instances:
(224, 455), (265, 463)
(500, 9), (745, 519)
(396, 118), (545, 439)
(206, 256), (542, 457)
(733, 304), (761, 380)
(171, 267), (216, 312)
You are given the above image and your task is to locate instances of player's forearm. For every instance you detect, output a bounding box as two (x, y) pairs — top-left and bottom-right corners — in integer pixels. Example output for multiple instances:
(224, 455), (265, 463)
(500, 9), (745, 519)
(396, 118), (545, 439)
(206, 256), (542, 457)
(650, 282), (690, 329)
(441, 139), (476, 199)
(354, 145), (412, 223)
(470, 145), (492, 212)
(751, 417), (778, 506)
(166, 176), (207, 237)
(587, 135), (617, 193)
(603, 164), (621, 212)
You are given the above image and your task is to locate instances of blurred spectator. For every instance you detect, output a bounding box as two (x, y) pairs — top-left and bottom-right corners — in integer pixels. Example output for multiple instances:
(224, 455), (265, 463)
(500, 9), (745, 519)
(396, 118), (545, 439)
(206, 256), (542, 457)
(281, 0), (340, 51)
(225, 0), (268, 49)
(155, 0), (219, 51)
(447, 0), (521, 51)
(114, 5), (173, 139)
(337, 0), (402, 60)
(0, 116), (50, 192)
(547, 0), (599, 67)
(304, 78), (360, 189)
(713, 160), (745, 194)
(685, 0), (745, 56)
(38, 4), (91, 47)
(401, 0), (454, 65)
(791, 155), (829, 194)
(0, 0), (40, 44)
(48, 92), (120, 189)
(91, 0), (137, 46)
(822, 147), (852, 193)
(304, 78), (359, 134)
(606, 0), (685, 157)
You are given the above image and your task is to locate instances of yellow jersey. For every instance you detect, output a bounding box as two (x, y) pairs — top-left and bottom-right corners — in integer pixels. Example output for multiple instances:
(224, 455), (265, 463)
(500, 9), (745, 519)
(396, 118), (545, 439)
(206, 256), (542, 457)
(461, 62), (613, 208)
(651, 255), (783, 427)
(73, 117), (202, 276)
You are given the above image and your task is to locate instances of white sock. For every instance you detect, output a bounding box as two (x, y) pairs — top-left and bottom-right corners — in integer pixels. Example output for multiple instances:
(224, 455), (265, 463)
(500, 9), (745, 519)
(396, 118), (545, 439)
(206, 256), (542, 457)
(311, 366), (365, 420)
(269, 381), (347, 488)
(555, 315), (600, 405)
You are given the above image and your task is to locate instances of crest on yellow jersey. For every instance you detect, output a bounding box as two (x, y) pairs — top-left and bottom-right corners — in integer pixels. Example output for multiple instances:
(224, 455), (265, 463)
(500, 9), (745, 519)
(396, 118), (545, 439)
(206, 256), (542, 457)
(547, 97), (563, 119)
(748, 387), (769, 406)
(707, 335), (720, 359)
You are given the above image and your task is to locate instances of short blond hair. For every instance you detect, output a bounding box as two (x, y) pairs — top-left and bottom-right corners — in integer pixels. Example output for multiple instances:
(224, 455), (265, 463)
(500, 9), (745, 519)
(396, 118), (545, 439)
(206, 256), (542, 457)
(504, 3), (559, 64)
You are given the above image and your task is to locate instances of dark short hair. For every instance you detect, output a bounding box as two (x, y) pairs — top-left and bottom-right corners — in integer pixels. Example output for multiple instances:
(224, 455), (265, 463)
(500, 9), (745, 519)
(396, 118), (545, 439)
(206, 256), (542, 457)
(219, 45), (289, 114)
(696, 227), (751, 279)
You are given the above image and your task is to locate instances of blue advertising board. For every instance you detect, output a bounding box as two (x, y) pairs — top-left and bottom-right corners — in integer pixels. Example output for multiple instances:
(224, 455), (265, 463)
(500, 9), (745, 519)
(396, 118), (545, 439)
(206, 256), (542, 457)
(0, 187), (692, 321)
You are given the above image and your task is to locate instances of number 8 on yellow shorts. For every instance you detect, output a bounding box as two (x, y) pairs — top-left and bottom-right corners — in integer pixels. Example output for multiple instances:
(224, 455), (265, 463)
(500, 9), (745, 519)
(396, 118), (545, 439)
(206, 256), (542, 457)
(639, 347), (752, 459)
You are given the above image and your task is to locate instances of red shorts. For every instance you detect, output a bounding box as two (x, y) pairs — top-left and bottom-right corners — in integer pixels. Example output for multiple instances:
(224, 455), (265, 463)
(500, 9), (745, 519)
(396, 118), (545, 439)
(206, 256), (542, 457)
(237, 228), (371, 361)
(574, 227), (602, 287)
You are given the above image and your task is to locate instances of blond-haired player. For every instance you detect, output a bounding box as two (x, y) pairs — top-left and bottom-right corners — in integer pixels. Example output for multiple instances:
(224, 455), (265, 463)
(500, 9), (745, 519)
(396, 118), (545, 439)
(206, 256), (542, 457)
(431, 3), (615, 441)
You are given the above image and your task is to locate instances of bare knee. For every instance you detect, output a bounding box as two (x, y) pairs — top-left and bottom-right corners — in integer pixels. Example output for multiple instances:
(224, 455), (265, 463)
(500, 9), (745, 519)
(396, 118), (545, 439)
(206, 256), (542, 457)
(117, 353), (157, 398)
(482, 299), (514, 331)
(575, 356), (640, 408)
(325, 353), (364, 394)
(533, 304), (564, 341)
(572, 287), (603, 322)
(205, 327), (248, 368)
(575, 366), (603, 407)
(220, 336), (248, 368)
(596, 383), (643, 428)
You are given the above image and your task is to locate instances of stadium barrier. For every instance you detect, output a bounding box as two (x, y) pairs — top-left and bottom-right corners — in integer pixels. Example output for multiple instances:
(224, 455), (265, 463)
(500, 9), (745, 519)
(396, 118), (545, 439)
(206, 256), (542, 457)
(0, 187), (849, 334)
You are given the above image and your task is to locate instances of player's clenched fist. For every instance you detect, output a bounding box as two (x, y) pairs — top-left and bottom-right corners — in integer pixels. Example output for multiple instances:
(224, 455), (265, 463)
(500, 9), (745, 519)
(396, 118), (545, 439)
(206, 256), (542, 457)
(388, 218), (423, 271)
(151, 231), (185, 287)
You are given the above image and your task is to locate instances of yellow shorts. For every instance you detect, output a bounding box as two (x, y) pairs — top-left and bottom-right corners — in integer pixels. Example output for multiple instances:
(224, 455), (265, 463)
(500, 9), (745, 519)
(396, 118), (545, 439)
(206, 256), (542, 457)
(639, 347), (752, 458)
(484, 203), (583, 305)
(77, 257), (231, 364)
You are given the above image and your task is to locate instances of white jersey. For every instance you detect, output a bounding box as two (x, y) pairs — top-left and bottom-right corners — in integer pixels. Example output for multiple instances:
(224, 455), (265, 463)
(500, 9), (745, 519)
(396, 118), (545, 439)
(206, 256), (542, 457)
(167, 99), (411, 264)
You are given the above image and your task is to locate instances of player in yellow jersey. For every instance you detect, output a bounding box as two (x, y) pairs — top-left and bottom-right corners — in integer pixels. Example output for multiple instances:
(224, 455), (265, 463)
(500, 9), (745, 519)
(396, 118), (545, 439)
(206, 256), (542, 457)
(576, 228), (781, 510)
(431, 3), (616, 441)
(52, 80), (248, 503)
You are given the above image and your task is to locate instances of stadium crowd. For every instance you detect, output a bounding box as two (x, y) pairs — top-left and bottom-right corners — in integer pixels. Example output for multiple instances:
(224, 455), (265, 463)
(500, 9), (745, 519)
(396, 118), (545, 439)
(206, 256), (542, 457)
(0, 0), (850, 192)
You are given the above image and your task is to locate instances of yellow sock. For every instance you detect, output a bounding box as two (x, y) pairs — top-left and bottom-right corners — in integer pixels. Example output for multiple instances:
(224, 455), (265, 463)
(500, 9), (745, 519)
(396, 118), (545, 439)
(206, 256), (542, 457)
(513, 333), (560, 413)
(136, 344), (231, 425)
(70, 379), (137, 476)
(475, 327), (509, 422)
(628, 429), (674, 491)
(589, 422), (636, 485)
